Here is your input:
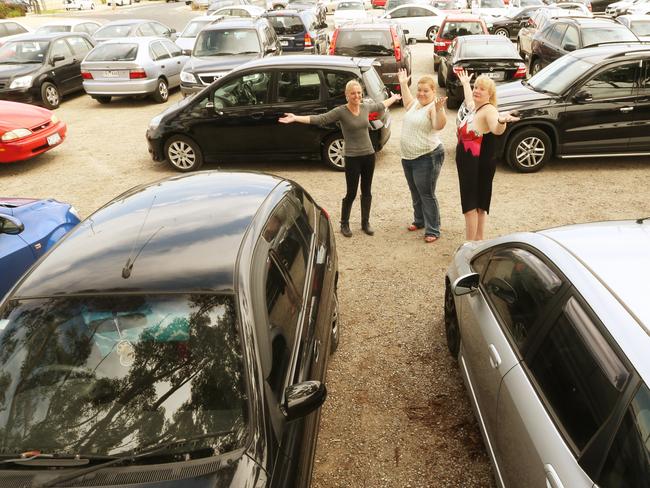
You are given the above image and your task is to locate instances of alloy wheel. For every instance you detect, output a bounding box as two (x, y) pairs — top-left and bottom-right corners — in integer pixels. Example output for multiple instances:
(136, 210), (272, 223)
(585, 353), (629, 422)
(158, 81), (168, 101)
(515, 136), (546, 169)
(494, 28), (509, 37)
(327, 138), (345, 169)
(168, 140), (196, 170)
(45, 85), (59, 107)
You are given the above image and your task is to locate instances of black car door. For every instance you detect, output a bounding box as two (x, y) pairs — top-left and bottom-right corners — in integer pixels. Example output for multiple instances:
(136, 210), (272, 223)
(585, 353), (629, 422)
(65, 36), (93, 91)
(629, 59), (650, 151)
(558, 60), (639, 154)
(537, 23), (566, 69)
(48, 38), (78, 94)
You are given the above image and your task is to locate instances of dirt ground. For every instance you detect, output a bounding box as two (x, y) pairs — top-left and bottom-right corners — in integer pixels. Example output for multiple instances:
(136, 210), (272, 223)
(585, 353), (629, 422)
(3, 41), (650, 487)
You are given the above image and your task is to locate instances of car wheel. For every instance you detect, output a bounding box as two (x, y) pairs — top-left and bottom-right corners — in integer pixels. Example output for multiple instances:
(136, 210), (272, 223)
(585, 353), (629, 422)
(41, 82), (60, 109)
(426, 26), (438, 43)
(437, 67), (445, 88)
(330, 291), (339, 354)
(322, 134), (345, 171)
(494, 27), (509, 37)
(446, 95), (460, 109)
(165, 135), (204, 172)
(506, 127), (552, 173)
(444, 280), (460, 358)
(152, 78), (169, 103)
(530, 58), (542, 76)
(93, 96), (111, 104)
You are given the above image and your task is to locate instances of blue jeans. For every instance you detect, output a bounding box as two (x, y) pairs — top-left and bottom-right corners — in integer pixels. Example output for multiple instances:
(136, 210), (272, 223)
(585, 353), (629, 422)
(402, 145), (444, 237)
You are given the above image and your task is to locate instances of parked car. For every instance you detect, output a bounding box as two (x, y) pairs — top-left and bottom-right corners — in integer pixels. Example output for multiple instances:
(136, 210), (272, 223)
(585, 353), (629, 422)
(0, 19), (29, 47)
(371, 0), (388, 7)
(528, 17), (638, 75)
(207, 3), (266, 15)
(81, 37), (189, 104)
(93, 20), (177, 44)
(517, 7), (575, 59)
(438, 34), (525, 108)
(0, 32), (95, 109)
(627, 0), (650, 14)
(63, 0), (96, 9)
(433, 14), (489, 65)
(605, 0), (647, 15)
(34, 20), (102, 37)
(150, 55), (392, 171)
(381, 3), (446, 42)
(263, 10), (329, 53)
(0, 100), (66, 163)
(471, 0), (510, 25)
(445, 218), (650, 488)
(329, 22), (414, 93)
(488, 5), (542, 39)
(616, 14), (650, 40)
(180, 17), (281, 96)
(547, 0), (592, 13)
(0, 170), (339, 488)
(332, 1), (368, 28)
(493, 43), (650, 172)
(175, 15), (221, 54)
(0, 197), (79, 299)
(285, 0), (327, 24)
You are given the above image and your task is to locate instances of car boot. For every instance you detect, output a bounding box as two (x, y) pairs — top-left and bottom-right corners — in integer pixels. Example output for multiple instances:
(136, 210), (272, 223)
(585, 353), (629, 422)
(340, 198), (353, 238)
(361, 196), (374, 236)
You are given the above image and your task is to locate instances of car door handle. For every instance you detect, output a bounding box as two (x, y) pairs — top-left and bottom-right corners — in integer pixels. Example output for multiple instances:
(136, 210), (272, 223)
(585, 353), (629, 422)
(313, 339), (321, 363)
(251, 112), (264, 119)
(488, 344), (501, 369)
(620, 106), (634, 112)
(161, 65), (165, 69)
(544, 464), (565, 488)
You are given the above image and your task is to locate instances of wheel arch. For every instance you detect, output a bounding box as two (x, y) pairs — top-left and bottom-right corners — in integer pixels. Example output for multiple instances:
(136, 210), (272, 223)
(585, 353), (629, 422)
(503, 121), (559, 158)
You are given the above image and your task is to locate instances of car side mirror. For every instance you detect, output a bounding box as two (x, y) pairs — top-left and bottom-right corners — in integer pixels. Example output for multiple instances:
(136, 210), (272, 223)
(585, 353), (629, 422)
(170, 28), (177, 33)
(452, 273), (479, 296)
(486, 277), (517, 305)
(51, 54), (65, 65)
(564, 43), (576, 52)
(573, 90), (593, 103)
(282, 381), (326, 421)
(519, 19), (528, 26)
(0, 214), (24, 235)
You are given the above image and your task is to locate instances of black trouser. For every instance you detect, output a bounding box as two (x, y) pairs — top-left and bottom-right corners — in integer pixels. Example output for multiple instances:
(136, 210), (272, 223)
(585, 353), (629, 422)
(341, 153), (375, 225)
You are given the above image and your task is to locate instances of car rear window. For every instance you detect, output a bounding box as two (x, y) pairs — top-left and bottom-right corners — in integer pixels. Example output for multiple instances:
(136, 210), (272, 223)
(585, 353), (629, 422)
(85, 43), (139, 62)
(459, 40), (520, 58)
(267, 15), (304, 35)
(35, 25), (72, 34)
(181, 19), (214, 38)
(581, 26), (639, 46)
(194, 29), (261, 56)
(95, 24), (133, 38)
(440, 21), (485, 40)
(334, 29), (393, 56)
(337, 1), (364, 9)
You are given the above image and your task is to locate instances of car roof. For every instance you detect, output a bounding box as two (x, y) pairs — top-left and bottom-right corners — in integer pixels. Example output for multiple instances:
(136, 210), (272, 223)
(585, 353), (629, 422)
(456, 34), (512, 43)
(202, 17), (260, 29)
(99, 19), (152, 27)
(238, 53), (374, 70)
(557, 16), (624, 25)
(94, 36), (172, 45)
(336, 21), (394, 29)
(13, 171), (283, 298)
(567, 41), (650, 61)
(4, 31), (91, 42)
(443, 14), (484, 21)
(37, 19), (100, 26)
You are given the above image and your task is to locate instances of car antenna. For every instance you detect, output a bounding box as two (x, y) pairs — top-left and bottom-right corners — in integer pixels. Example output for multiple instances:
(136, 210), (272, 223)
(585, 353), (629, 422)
(635, 217), (650, 224)
(122, 196), (163, 279)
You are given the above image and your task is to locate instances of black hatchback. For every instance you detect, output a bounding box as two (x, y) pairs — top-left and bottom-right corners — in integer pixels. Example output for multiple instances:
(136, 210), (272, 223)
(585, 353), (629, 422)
(0, 32), (94, 108)
(148, 55), (392, 171)
(263, 9), (329, 54)
(0, 171), (339, 488)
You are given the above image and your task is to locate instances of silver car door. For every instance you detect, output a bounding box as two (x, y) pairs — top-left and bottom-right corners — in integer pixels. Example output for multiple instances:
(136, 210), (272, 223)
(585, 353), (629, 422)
(149, 40), (173, 83)
(161, 39), (186, 87)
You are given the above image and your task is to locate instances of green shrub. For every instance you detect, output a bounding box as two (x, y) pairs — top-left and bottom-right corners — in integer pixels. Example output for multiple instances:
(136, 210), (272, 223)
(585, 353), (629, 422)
(0, 4), (27, 18)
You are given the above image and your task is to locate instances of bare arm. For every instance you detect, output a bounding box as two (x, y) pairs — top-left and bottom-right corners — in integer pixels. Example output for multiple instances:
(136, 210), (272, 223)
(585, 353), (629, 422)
(383, 92), (402, 108)
(430, 96), (447, 131)
(485, 107), (520, 135)
(278, 113), (311, 124)
(397, 68), (414, 109)
(457, 68), (475, 110)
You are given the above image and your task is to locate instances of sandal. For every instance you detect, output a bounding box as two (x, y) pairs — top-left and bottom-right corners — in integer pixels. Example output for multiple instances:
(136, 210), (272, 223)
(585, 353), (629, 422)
(424, 235), (439, 243)
(407, 224), (424, 231)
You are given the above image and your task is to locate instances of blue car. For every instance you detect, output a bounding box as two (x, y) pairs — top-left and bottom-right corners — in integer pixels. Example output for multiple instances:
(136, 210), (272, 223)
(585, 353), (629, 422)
(0, 197), (80, 299)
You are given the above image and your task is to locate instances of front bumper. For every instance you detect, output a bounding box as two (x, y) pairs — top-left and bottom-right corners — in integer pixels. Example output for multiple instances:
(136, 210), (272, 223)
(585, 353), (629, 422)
(180, 83), (206, 97)
(0, 121), (67, 163)
(0, 87), (39, 105)
(146, 129), (165, 162)
(83, 78), (159, 96)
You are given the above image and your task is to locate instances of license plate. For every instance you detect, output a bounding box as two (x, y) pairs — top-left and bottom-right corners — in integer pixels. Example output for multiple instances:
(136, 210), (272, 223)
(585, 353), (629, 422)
(280, 41), (289, 46)
(47, 133), (61, 146)
(485, 71), (504, 81)
(103, 70), (122, 78)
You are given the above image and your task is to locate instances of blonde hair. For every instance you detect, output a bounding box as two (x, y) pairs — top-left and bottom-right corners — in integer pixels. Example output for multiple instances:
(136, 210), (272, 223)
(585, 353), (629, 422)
(417, 75), (437, 91)
(345, 79), (363, 95)
(474, 75), (497, 106)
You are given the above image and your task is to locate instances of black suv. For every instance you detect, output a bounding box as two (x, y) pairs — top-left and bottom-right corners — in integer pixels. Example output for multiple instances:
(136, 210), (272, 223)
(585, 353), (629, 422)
(180, 17), (281, 96)
(0, 32), (95, 109)
(148, 55), (392, 171)
(528, 16), (638, 75)
(493, 43), (650, 172)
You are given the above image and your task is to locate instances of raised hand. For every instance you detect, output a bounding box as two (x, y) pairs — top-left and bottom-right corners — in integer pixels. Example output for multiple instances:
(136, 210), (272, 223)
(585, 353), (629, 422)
(278, 113), (296, 124)
(397, 68), (410, 85)
(498, 111), (521, 123)
(457, 68), (473, 86)
(434, 96), (447, 111)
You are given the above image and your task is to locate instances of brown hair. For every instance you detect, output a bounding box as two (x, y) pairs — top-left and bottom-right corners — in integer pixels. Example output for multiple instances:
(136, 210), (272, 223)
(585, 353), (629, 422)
(474, 75), (497, 106)
(417, 75), (437, 91)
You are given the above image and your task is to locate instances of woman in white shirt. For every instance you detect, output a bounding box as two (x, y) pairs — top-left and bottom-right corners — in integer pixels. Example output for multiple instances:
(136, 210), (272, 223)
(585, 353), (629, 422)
(398, 69), (447, 243)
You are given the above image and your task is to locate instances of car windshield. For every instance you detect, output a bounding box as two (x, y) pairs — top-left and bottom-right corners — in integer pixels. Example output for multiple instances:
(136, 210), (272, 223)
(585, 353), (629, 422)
(441, 21), (485, 39)
(582, 26), (639, 46)
(194, 29), (260, 56)
(527, 53), (592, 94)
(181, 20), (215, 37)
(630, 20), (650, 36)
(85, 43), (138, 61)
(334, 30), (393, 56)
(479, 0), (505, 7)
(289, 0), (316, 4)
(0, 40), (48, 64)
(0, 294), (248, 458)
(267, 15), (304, 34)
(95, 24), (134, 38)
(35, 25), (72, 34)
(337, 1), (364, 9)
(459, 40), (519, 58)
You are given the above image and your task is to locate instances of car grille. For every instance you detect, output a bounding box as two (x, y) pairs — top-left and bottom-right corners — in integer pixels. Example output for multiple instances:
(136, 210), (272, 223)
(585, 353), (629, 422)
(198, 73), (225, 86)
(30, 120), (52, 133)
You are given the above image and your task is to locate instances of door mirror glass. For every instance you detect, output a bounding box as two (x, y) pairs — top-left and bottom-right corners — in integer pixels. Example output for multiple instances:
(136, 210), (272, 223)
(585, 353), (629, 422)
(283, 381), (327, 421)
(452, 273), (479, 296)
(573, 90), (593, 103)
(0, 215), (24, 235)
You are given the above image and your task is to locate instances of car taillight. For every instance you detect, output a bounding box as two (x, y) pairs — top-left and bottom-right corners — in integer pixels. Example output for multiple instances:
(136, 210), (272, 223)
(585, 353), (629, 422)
(329, 29), (339, 55)
(129, 69), (147, 79)
(368, 111), (380, 121)
(452, 66), (464, 77)
(513, 62), (526, 78)
(81, 71), (93, 80)
(304, 32), (313, 48)
(390, 26), (401, 62)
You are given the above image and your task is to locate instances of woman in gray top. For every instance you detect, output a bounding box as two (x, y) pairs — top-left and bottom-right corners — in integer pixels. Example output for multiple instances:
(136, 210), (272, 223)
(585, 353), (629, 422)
(279, 80), (401, 237)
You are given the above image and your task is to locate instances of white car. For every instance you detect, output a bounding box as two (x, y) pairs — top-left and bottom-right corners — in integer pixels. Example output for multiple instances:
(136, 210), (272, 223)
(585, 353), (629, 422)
(471, 0), (510, 25)
(34, 20), (103, 36)
(63, 0), (96, 9)
(208, 4), (266, 15)
(0, 19), (30, 47)
(616, 14), (650, 40)
(381, 3), (446, 42)
(175, 15), (221, 54)
(628, 0), (650, 14)
(547, 2), (592, 14)
(333, 0), (368, 28)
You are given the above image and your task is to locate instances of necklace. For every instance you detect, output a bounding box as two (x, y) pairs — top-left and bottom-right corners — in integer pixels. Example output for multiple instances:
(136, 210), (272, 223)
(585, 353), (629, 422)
(113, 316), (135, 367)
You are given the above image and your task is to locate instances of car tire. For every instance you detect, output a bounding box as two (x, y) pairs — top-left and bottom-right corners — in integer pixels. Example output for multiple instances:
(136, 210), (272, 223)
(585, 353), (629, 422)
(90, 2), (95, 8)
(446, 95), (460, 109)
(322, 134), (345, 171)
(444, 280), (460, 358)
(165, 135), (204, 172)
(41, 82), (60, 109)
(437, 67), (445, 88)
(330, 291), (339, 354)
(426, 26), (438, 43)
(152, 78), (169, 103)
(494, 27), (509, 37)
(530, 58), (542, 76)
(505, 127), (552, 173)
(94, 96), (111, 104)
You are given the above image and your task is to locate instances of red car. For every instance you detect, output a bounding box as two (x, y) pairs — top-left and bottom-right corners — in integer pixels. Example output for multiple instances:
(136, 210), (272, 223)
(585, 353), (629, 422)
(433, 15), (488, 65)
(371, 0), (386, 7)
(0, 101), (67, 164)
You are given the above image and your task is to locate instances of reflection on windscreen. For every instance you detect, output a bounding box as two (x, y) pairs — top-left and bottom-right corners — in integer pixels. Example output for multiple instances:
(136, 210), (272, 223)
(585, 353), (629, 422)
(0, 294), (247, 459)
(268, 16), (304, 35)
(441, 21), (484, 39)
(337, 1), (364, 9)
(0, 41), (49, 64)
(194, 29), (260, 56)
(85, 43), (138, 62)
(631, 21), (650, 37)
(527, 54), (592, 94)
(581, 27), (639, 46)
(459, 41), (519, 59)
(478, 0), (505, 7)
(95, 24), (134, 38)
(181, 20), (215, 38)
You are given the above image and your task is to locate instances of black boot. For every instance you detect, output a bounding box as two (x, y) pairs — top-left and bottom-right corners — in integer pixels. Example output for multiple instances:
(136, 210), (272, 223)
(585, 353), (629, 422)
(361, 196), (374, 236)
(340, 198), (353, 238)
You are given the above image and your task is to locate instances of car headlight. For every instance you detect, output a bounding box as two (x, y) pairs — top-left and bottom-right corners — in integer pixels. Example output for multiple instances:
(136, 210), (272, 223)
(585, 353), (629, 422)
(51, 114), (59, 124)
(9, 75), (33, 90)
(180, 70), (197, 83)
(1, 128), (32, 141)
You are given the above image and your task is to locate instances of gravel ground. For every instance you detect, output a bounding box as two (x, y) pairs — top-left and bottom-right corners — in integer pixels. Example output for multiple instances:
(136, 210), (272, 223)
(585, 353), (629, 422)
(3, 41), (649, 487)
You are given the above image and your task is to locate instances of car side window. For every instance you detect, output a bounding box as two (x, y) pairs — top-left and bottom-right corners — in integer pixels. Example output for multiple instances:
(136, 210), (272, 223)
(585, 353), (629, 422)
(161, 39), (182, 57)
(150, 41), (170, 60)
(324, 70), (357, 102)
(411, 6), (432, 16)
(137, 23), (156, 36)
(481, 247), (562, 349)
(639, 60), (650, 95)
(67, 36), (92, 57)
(391, 7), (408, 17)
(545, 23), (567, 46)
(527, 297), (629, 452)
(598, 384), (650, 487)
(51, 39), (73, 59)
(213, 71), (271, 108)
(81, 23), (99, 35)
(276, 70), (321, 103)
(561, 25), (578, 50)
(150, 22), (170, 36)
(232, 8), (249, 15)
(470, 251), (490, 276)
(7, 22), (27, 35)
(581, 62), (637, 100)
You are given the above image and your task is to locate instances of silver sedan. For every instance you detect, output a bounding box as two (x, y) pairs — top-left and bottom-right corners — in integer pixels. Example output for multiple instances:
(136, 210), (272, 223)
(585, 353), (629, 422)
(81, 37), (189, 104)
(444, 219), (650, 487)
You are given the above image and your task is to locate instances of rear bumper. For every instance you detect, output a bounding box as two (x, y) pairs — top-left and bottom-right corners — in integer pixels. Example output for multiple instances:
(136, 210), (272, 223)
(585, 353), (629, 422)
(83, 78), (159, 96)
(0, 121), (67, 163)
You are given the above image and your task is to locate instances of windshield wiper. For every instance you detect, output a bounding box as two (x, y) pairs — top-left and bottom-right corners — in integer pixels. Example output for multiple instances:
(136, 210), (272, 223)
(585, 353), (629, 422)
(34, 429), (237, 488)
(233, 51), (259, 55)
(0, 452), (116, 468)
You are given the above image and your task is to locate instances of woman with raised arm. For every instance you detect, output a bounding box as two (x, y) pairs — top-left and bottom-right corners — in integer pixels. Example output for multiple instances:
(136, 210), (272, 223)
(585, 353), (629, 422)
(398, 68), (447, 243)
(455, 69), (519, 241)
(279, 80), (401, 238)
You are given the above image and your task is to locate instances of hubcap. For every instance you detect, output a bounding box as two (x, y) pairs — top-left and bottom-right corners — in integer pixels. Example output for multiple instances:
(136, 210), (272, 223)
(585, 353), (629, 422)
(427, 27), (437, 41)
(515, 136), (546, 168)
(168, 141), (195, 169)
(327, 139), (345, 169)
(46, 86), (59, 106)
(495, 29), (508, 36)
(159, 82), (168, 100)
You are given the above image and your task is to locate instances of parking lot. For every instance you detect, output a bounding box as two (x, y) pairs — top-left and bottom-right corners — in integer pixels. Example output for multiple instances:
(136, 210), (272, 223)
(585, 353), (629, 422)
(3, 5), (650, 486)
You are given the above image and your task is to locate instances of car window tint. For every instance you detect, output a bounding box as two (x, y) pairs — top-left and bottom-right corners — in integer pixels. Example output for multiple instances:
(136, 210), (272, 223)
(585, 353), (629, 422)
(335, 29), (393, 55)
(581, 26), (638, 47)
(137, 23), (156, 36)
(528, 297), (629, 452)
(411, 6), (433, 16)
(81, 23), (99, 35)
(546, 23), (567, 46)
(162, 39), (182, 57)
(213, 71), (270, 107)
(324, 70), (357, 102)
(561, 25), (578, 49)
(482, 247), (562, 348)
(67, 36), (92, 56)
(232, 8), (249, 15)
(390, 7), (408, 17)
(150, 41), (170, 60)
(7, 22), (28, 35)
(195, 29), (261, 56)
(598, 384), (650, 488)
(51, 39), (73, 59)
(631, 20), (650, 37)
(441, 21), (484, 39)
(641, 61), (650, 95)
(582, 62), (637, 100)
(0, 25), (6, 37)
(470, 251), (490, 276)
(85, 42), (138, 61)
(150, 22), (169, 36)
(277, 70), (321, 103)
